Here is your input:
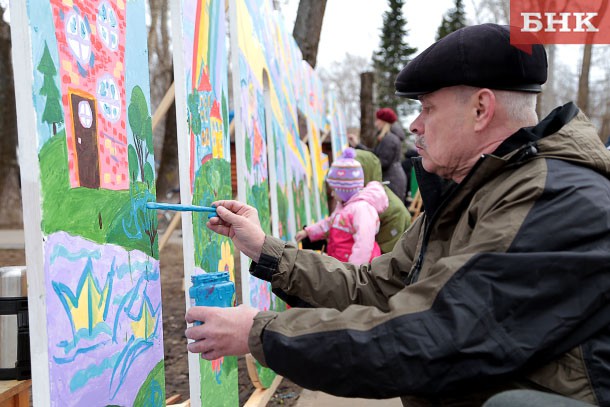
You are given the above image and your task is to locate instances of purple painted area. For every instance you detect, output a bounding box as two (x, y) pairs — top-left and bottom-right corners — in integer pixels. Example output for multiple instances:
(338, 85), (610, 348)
(44, 232), (164, 406)
(249, 276), (271, 311)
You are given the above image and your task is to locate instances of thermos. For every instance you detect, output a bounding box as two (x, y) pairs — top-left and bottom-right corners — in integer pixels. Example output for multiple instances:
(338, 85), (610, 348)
(0, 266), (31, 380)
(189, 272), (235, 325)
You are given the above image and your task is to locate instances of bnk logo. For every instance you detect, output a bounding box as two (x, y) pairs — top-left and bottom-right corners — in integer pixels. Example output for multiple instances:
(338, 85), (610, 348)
(510, 0), (610, 44)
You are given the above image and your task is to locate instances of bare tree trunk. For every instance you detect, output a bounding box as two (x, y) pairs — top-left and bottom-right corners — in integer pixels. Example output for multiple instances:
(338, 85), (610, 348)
(156, 100), (179, 200)
(539, 44), (556, 118)
(599, 70), (610, 144)
(147, 0), (176, 193)
(577, 44), (592, 115)
(360, 71), (375, 148)
(600, 109), (610, 144)
(0, 8), (23, 228)
(470, 0), (509, 24)
(292, 0), (327, 68)
(148, 0), (159, 58)
(577, 0), (607, 118)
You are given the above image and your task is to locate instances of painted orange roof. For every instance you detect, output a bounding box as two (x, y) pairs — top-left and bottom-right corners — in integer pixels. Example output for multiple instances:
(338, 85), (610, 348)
(210, 100), (221, 120)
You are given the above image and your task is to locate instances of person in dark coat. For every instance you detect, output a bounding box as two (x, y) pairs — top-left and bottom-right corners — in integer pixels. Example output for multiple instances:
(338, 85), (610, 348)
(187, 24), (610, 407)
(372, 108), (408, 201)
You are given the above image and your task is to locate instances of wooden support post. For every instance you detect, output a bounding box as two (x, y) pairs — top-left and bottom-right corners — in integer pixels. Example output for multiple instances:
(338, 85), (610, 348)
(151, 81), (179, 253)
(158, 211), (182, 252)
(245, 353), (264, 389)
(152, 82), (176, 131)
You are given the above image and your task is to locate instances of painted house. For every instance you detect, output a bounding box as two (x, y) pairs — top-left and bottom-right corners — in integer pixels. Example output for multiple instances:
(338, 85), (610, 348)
(210, 100), (224, 158)
(52, 0), (129, 191)
(196, 66), (213, 166)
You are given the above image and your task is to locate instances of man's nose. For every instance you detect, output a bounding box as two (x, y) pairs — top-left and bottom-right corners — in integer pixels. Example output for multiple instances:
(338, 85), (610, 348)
(409, 117), (421, 135)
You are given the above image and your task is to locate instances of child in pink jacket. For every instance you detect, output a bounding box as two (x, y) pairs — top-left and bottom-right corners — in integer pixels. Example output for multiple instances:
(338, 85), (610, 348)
(295, 148), (388, 265)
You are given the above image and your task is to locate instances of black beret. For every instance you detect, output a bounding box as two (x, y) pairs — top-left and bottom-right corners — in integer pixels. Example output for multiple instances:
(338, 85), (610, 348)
(395, 24), (548, 99)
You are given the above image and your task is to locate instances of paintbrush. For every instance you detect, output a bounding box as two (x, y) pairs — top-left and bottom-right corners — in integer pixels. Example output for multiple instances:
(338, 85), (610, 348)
(146, 202), (218, 217)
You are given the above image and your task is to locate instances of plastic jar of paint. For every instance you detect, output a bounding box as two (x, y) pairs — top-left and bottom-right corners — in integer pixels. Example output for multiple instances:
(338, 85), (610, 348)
(189, 272), (235, 325)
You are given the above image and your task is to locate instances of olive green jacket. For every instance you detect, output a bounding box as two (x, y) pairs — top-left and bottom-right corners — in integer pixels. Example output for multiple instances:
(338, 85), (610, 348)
(247, 104), (610, 406)
(355, 149), (411, 253)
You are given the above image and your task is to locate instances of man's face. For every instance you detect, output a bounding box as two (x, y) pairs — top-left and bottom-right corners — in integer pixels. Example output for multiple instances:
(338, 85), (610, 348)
(409, 87), (477, 181)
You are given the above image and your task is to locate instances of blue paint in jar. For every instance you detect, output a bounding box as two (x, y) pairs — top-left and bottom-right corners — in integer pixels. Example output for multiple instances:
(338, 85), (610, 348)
(189, 272), (235, 325)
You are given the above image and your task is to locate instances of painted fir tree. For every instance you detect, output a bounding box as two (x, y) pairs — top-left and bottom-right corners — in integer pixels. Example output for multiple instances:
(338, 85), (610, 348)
(372, 0), (417, 117)
(436, 0), (467, 40)
(37, 42), (63, 135)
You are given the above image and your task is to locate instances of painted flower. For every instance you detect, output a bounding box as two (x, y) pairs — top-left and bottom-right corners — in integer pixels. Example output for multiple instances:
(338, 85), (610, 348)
(250, 279), (271, 311)
(218, 241), (234, 282)
(211, 357), (224, 384)
(252, 121), (263, 166)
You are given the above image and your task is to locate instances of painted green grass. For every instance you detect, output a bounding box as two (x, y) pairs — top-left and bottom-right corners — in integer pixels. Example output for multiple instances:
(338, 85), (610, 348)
(199, 356), (238, 407)
(193, 158), (233, 273)
(132, 360), (166, 407)
(39, 132), (157, 256)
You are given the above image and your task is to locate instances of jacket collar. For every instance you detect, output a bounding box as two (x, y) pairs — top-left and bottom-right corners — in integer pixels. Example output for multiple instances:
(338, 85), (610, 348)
(492, 102), (579, 158)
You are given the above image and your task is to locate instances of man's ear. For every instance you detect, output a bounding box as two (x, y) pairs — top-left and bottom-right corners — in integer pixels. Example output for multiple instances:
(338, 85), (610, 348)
(473, 88), (495, 132)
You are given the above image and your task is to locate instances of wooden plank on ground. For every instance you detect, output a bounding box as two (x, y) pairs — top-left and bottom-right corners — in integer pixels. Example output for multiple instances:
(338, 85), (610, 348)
(243, 375), (283, 407)
(245, 353), (264, 389)
(165, 394), (182, 404)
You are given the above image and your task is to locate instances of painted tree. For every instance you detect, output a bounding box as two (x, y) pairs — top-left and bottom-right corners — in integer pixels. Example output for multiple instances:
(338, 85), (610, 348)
(187, 91), (202, 136)
(436, 0), (467, 40)
(128, 85), (154, 188)
(37, 42), (63, 136)
(372, 0), (417, 117)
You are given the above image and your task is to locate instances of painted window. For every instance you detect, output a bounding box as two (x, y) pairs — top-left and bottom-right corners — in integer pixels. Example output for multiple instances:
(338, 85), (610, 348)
(65, 12), (91, 65)
(78, 100), (93, 129)
(97, 75), (121, 122)
(97, 1), (119, 51)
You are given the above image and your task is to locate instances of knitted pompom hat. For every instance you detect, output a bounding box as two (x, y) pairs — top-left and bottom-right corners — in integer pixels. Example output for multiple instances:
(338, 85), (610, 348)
(327, 147), (364, 202)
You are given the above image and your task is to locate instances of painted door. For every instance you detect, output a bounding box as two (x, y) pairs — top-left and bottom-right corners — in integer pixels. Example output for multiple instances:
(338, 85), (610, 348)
(70, 93), (100, 189)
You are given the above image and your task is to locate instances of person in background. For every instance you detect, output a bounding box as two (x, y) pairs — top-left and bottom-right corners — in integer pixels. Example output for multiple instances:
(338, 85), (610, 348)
(346, 132), (366, 150)
(372, 108), (408, 201)
(354, 149), (410, 253)
(400, 140), (419, 205)
(294, 148), (388, 265)
(185, 24), (610, 406)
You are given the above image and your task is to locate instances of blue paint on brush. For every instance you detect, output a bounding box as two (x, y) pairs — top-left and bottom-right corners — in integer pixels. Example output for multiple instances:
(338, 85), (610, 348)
(146, 202), (217, 217)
